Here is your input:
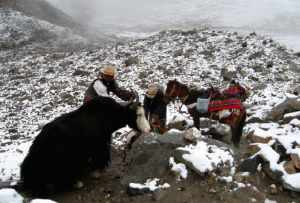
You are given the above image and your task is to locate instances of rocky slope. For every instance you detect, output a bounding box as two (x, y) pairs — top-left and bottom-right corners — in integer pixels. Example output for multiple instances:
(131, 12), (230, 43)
(0, 6), (300, 202)
(0, 0), (78, 29)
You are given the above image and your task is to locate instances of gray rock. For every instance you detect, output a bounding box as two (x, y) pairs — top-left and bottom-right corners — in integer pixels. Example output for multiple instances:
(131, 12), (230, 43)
(127, 185), (152, 196)
(238, 156), (263, 174)
(173, 49), (183, 57)
(262, 162), (284, 182)
(121, 134), (180, 186)
(174, 139), (233, 177)
(248, 51), (264, 60)
(72, 69), (89, 76)
(282, 111), (300, 123)
(289, 61), (300, 73)
(266, 96), (300, 121)
(294, 85), (300, 95)
(221, 66), (237, 81)
(152, 188), (167, 201)
(283, 180), (300, 192)
(124, 56), (139, 66)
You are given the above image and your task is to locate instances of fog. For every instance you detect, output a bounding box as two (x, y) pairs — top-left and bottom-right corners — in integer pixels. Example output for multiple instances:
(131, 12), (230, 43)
(46, 0), (300, 51)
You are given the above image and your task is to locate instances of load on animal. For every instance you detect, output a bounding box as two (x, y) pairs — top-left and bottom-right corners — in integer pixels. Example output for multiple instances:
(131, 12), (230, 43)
(165, 79), (249, 146)
(20, 96), (150, 195)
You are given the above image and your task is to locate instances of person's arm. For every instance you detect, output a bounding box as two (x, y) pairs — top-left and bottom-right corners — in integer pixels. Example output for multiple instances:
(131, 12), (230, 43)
(111, 81), (135, 101)
(143, 97), (151, 120)
(93, 80), (109, 97)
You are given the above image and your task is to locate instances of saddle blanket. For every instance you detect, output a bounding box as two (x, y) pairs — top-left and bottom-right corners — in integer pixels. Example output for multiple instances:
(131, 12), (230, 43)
(208, 99), (242, 112)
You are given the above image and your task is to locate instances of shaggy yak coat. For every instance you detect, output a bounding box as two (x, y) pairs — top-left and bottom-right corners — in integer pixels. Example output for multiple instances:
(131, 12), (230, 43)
(20, 96), (149, 194)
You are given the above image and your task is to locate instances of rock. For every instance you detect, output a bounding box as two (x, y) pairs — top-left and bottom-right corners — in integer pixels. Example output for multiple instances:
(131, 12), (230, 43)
(199, 117), (213, 128)
(138, 71), (148, 79)
(209, 123), (232, 144)
(124, 56), (139, 66)
(167, 120), (187, 131)
(121, 134), (184, 186)
(269, 184), (278, 195)
(173, 49), (183, 57)
(248, 51), (264, 60)
(283, 111), (300, 123)
(208, 188), (217, 193)
(238, 156), (263, 174)
(294, 85), (300, 95)
(72, 69), (89, 76)
(241, 41), (247, 48)
(262, 162), (284, 182)
(247, 132), (272, 144)
(266, 61), (273, 68)
(289, 61), (300, 73)
(199, 50), (214, 58)
(184, 49), (194, 58)
(247, 144), (261, 155)
(221, 66), (236, 81)
(152, 189), (167, 201)
(174, 140), (233, 177)
(266, 97), (300, 121)
(283, 176), (300, 192)
(290, 153), (300, 169)
(127, 185), (152, 196)
(234, 172), (251, 183)
(295, 52), (300, 57)
(290, 118), (300, 128)
(0, 188), (23, 203)
(182, 127), (201, 143)
(251, 64), (264, 72)
(283, 161), (297, 174)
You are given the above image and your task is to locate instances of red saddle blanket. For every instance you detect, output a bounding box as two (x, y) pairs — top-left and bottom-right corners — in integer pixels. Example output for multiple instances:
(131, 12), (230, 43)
(208, 99), (242, 112)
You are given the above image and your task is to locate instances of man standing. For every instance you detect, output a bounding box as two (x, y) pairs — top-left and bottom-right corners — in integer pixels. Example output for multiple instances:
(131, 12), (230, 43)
(143, 84), (168, 134)
(84, 65), (135, 103)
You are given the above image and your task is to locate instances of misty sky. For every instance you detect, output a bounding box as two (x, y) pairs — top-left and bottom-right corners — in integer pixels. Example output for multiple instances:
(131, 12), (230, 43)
(46, 0), (300, 51)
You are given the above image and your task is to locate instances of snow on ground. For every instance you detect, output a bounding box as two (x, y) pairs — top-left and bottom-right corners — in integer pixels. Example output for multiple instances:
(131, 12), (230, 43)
(0, 8), (87, 49)
(129, 178), (170, 192)
(245, 121), (300, 191)
(169, 157), (188, 180)
(177, 141), (234, 173)
(0, 188), (57, 203)
(0, 8), (300, 187)
(0, 188), (23, 203)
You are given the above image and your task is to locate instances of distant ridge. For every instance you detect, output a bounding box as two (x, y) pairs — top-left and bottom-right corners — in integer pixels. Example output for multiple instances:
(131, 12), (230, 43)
(0, 0), (80, 30)
(0, 0), (115, 44)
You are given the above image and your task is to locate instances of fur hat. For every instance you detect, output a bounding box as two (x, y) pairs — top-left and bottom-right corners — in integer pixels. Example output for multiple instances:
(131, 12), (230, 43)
(146, 84), (158, 98)
(100, 65), (117, 78)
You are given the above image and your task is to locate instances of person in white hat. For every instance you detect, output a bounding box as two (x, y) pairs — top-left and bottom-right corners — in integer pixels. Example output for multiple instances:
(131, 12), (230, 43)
(143, 84), (168, 134)
(84, 65), (135, 103)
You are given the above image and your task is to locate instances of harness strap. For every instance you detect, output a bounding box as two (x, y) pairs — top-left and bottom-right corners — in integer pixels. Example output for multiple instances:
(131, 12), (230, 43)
(167, 83), (177, 98)
(208, 99), (242, 112)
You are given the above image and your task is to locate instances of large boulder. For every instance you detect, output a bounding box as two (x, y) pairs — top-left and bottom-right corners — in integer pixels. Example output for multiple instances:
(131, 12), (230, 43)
(266, 96), (300, 121)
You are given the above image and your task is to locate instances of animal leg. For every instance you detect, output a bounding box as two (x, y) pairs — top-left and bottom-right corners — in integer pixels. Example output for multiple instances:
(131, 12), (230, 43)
(230, 113), (246, 147)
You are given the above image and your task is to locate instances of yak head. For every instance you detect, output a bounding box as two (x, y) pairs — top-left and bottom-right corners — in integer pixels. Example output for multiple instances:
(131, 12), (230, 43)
(125, 92), (150, 133)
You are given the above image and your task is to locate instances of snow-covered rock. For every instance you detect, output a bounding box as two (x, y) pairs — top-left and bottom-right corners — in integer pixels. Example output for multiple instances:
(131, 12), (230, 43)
(175, 140), (234, 175)
(0, 8), (87, 50)
(0, 188), (23, 203)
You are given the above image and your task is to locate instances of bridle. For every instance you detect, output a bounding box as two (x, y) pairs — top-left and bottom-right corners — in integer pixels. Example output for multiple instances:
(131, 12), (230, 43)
(165, 81), (178, 99)
(166, 80), (189, 104)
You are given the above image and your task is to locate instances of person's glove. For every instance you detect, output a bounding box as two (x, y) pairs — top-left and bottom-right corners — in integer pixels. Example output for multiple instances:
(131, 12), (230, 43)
(129, 91), (136, 101)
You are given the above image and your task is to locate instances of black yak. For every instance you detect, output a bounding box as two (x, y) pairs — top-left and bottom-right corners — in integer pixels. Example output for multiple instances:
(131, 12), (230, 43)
(20, 96), (150, 194)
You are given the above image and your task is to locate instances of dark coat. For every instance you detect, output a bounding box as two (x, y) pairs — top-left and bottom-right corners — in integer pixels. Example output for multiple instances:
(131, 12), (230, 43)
(20, 96), (143, 194)
(84, 78), (134, 103)
(143, 88), (167, 125)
